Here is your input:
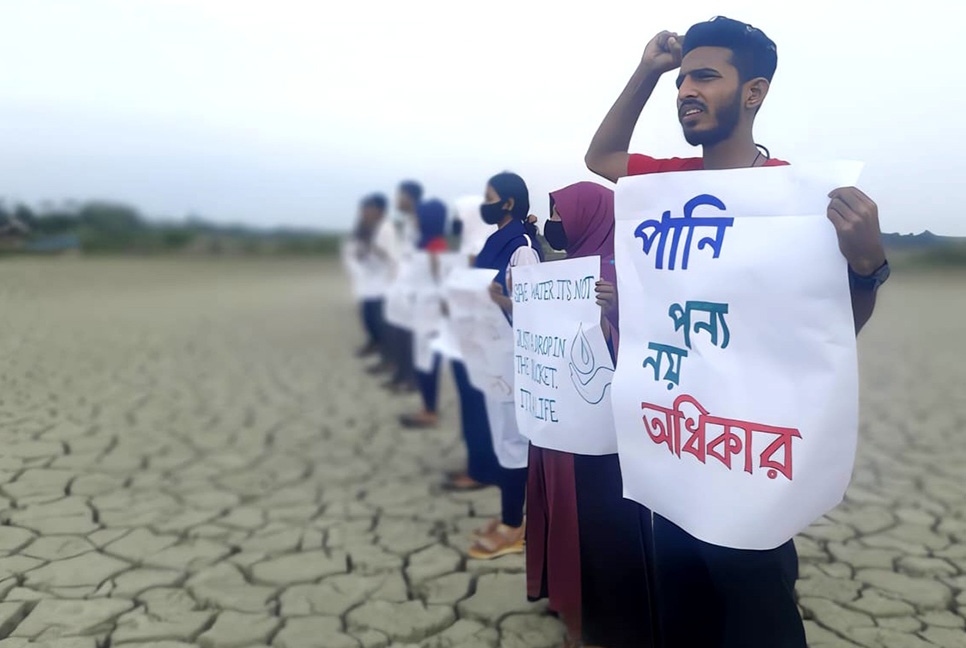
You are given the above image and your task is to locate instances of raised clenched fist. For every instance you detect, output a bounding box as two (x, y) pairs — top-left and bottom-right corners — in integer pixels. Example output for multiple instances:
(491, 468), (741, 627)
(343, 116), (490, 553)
(641, 30), (683, 76)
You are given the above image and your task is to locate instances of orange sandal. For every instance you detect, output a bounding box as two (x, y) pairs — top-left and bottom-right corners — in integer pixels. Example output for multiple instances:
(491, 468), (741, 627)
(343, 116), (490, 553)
(467, 523), (525, 560)
(442, 474), (486, 492)
(399, 411), (439, 428)
(469, 518), (501, 539)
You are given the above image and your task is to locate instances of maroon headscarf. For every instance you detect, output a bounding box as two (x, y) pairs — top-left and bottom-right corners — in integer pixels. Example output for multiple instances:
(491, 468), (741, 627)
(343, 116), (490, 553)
(549, 182), (615, 283)
(549, 181), (619, 354)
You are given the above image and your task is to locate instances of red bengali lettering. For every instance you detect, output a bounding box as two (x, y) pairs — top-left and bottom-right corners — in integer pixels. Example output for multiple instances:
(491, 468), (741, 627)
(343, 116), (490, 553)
(640, 403), (679, 455)
(641, 394), (800, 481)
(673, 394), (708, 463)
(756, 425), (802, 480)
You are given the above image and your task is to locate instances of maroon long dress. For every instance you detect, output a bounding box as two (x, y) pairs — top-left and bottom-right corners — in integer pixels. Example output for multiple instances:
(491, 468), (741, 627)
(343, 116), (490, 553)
(526, 445), (582, 639)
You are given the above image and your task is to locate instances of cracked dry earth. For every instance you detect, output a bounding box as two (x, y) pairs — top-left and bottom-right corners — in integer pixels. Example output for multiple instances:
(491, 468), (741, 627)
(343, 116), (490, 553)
(0, 259), (962, 648)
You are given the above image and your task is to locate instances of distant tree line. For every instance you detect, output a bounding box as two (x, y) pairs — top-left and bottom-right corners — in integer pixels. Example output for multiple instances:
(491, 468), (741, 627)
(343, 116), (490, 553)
(0, 200), (343, 256)
(880, 231), (966, 269)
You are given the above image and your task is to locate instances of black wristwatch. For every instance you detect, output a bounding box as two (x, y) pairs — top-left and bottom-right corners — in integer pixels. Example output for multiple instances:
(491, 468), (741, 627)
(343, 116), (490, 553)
(849, 260), (890, 292)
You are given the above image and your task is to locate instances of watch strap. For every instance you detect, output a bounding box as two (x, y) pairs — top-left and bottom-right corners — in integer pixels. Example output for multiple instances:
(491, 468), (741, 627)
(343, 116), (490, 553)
(849, 260), (889, 291)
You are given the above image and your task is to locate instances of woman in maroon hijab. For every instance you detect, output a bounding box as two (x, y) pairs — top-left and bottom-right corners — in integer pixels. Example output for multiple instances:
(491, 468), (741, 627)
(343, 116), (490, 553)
(526, 181), (654, 648)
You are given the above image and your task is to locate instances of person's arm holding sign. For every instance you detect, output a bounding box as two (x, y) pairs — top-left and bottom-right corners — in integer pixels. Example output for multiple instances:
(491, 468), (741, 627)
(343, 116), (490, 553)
(596, 279), (617, 342)
(827, 186), (888, 333)
(489, 279), (513, 315)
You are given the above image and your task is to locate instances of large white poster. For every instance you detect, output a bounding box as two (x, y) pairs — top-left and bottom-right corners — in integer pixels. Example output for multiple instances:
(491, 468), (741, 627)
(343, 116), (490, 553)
(444, 268), (515, 401)
(411, 252), (442, 372)
(445, 267), (528, 468)
(384, 253), (417, 329)
(412, 252), (468, 370)
(430, 254), (472, 362)
(612, 162), (862, 550)
(511, 257), (617, 455)
(341, 239), (392, 301)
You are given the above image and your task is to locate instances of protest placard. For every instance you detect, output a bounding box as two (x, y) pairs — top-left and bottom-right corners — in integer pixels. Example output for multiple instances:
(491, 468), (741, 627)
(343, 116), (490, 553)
(384, 252), (417, 329)
(444, 267), (514, 401)
(410, 252), (441, 372)
(341, 239), (392, 301)
(445, 266), (528, 467)
(612, 162), (863, 550)
(429, 253), (470, 362)
(511, 256), (617, 455)
(412, 252), (469, 370)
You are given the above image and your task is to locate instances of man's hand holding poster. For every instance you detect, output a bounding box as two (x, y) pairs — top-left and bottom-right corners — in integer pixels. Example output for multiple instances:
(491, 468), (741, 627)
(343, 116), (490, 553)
(612, 162), (863, 550)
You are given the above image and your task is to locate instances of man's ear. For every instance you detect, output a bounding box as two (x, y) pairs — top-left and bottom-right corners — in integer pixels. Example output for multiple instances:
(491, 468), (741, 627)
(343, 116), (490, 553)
(745, 77), (770, 111)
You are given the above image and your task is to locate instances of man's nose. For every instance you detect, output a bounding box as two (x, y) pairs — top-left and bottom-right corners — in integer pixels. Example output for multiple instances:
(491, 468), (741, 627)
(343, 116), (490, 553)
(678, 77), (698, 101)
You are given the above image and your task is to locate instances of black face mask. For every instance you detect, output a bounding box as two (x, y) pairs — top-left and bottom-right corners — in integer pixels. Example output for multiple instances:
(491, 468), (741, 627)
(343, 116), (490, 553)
(543, 220), (568, 251)
(451, 219), (464, 237)
(480, 201), (506, 225)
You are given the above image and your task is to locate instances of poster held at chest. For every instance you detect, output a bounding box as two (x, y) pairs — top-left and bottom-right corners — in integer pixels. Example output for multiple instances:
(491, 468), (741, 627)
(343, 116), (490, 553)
(444, 267), (515, 401)
(412, 252), (462, 372)
(384, 252), (417, 329)
(445, 267), (528, 468)
(341, 239), (392, 301)
(511, 256), (618, 456)
(429, 253), (470, 362)
(612, 162), (863, 550)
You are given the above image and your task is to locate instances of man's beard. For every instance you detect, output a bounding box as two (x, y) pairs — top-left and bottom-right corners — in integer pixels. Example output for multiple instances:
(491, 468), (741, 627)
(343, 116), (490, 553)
(683, 90), (741, 147)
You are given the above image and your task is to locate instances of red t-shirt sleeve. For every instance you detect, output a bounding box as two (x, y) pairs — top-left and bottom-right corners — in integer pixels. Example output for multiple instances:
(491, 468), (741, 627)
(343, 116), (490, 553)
(627, 154), (788, 175)
(627, 154), (703, 176)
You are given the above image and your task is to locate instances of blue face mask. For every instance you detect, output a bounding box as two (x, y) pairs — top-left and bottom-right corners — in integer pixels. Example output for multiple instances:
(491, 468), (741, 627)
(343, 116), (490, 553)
(543, 220), (568, 251)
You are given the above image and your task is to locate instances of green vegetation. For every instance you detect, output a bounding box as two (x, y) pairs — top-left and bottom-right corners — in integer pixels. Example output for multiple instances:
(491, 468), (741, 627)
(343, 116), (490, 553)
(882, 232), (966, 270)
(4, 201), (962, 267)
(0, 200), (343, 256)
(890, 244), (966, 270)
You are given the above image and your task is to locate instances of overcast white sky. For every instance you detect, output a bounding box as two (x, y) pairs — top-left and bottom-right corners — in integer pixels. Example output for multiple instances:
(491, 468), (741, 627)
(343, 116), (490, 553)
(0, 0), (962, 234)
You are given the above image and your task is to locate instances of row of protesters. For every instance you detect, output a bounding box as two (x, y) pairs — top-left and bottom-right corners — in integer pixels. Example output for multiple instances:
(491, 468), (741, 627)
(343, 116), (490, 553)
(343, 15), (888, 648)
(345, 178), (536, 559)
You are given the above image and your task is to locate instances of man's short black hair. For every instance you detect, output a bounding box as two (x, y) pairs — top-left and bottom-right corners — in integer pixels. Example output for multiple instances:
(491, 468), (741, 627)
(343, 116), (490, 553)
(398, 181), (424, 204)
(361, 193), (388, 212)
(683, 16), (777, 82)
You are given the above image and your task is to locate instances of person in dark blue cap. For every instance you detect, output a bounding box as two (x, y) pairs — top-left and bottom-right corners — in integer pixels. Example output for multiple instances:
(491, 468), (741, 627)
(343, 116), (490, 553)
(586, 15), (888, 648)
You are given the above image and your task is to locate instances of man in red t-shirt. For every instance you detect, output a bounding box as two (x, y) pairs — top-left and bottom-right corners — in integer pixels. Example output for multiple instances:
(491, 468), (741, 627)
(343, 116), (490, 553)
(585, 16), (889, 648)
